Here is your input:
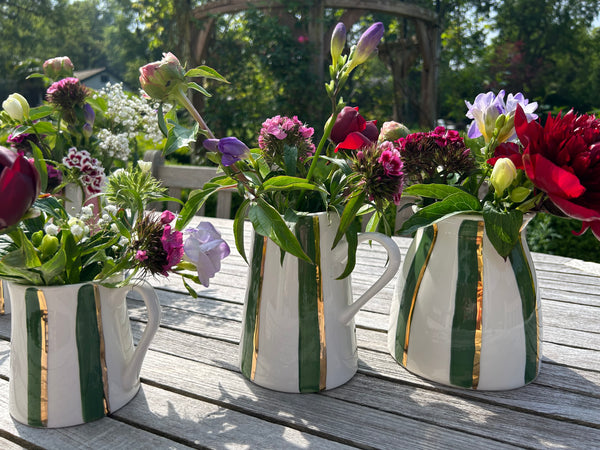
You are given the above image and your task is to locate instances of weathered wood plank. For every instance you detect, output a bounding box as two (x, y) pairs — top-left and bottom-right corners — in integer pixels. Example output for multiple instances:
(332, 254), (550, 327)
(0, 378), (193, 450)
(0, 435), (26, 450)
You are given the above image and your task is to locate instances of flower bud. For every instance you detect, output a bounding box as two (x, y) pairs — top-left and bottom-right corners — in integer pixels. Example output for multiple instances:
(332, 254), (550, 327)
(2, 93), (30, 120)
(40, 234), (60, 259)
(330, 23), (346, 68)
(490, 157), (517, 197)
(378, 121), (410, 143)
(348, 22), (384, 69)
(43, 56), (74, 80)
(32, 230), (44, 247)
(509, 186), (531, 203)
(139, 52), (187, 102)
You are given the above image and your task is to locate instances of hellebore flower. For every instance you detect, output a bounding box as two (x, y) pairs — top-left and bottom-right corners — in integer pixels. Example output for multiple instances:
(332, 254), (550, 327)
(490, 157), (517, 197)
(515, 105), (600, 239)
(348, 22), (384, 70)
(2, 93), (30, 121)
(465, 90), (538, 143)
(330, 22), (346, 68)
(203, 137), (250, 166)
(184, 222), (230, 287)
(43, 56), (74, 80)
(0, 146), (40, 230)
(139, 52), (187, 102)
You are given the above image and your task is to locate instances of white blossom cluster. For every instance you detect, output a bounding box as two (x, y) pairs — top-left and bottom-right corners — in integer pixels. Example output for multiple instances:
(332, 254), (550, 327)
(93, 82), (168, 161)
(97, 128), (131, 161)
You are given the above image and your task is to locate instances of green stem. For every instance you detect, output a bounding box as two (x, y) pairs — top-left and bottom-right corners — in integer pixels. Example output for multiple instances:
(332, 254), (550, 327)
(174, 87), (215, 139)
(305, 115), (335, 183)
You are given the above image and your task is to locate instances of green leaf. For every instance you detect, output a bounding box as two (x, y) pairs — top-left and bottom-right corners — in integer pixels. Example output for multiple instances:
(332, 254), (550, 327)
(247, 199), (311, 263)
(31, 144), (48, 192)
(157, 103), (168, 137)
(398, 192), (482, 235)
(403, 183), (471, 200)
(28, 105), (53, 121)
(164, 120), (199, 155)
(336, 219), (360, 280)
(187, 82), (211, 97)
(176, 178), (236, 230)
(38, 248), (67, 284)
(283, 145), (298, 177)
(260, 176), (322, 193)
(233, 199), (251, 264)
(185, 66), (228, 83)
(333, 191), (366, 248)
(482, 202), (524, 258)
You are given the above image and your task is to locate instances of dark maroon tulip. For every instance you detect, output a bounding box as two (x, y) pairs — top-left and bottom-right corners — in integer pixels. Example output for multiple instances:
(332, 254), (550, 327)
(362, 120), (379, 142)
(330, 106), (366, 144)
(0, 146), (40, 230)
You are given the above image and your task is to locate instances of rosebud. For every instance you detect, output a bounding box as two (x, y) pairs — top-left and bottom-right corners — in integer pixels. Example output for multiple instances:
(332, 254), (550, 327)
(139, 52), (187, 102)
(348, 22), (384, 69)
(2, 93), (29, 121)
(43, 56), (74, 80)
(490, 157), (517, 197)
(330, 22), (346, 68)
(378, 121), (410, 143)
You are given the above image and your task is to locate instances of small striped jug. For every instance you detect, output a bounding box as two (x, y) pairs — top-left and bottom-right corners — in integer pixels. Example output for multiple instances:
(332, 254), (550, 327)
(388, 213), (542, 390)
(239, 211), (401, 393)
(7, 280), (161, 427)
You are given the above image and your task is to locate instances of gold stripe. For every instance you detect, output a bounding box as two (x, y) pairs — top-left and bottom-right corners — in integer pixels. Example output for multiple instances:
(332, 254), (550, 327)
(250, 236), (268, 380)
(472, 221), (485, 389)
(314, 216), (327, 391)
(37, 290), (49, 427)
(403, 223), (438, 366)
(94, 285), (111, 414)
(0, 281), (4, 315)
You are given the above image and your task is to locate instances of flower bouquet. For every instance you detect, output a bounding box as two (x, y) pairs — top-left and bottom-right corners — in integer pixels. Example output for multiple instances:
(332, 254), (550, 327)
(139, 23), (404, 277)
(397, 90), (600, 257)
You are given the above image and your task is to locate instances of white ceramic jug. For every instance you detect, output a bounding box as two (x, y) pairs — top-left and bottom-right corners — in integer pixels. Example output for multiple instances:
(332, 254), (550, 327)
(7, 280), (161, 427)
(239, 211), (401, 393)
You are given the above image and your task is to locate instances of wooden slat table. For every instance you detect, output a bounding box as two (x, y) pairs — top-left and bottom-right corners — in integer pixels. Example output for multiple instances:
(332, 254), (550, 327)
(0, 217), (598, 449)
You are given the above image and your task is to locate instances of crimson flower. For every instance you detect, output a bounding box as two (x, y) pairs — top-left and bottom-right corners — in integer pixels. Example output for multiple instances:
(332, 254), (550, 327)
(487, 142), (524, 170)
(330, 106), (378, 152)
(515, 105), (600, 238)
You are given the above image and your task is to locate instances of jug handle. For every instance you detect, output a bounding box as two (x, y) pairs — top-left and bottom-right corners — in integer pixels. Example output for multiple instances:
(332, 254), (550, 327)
(123, 280), (162, 388)
(339, 232), (401, 325)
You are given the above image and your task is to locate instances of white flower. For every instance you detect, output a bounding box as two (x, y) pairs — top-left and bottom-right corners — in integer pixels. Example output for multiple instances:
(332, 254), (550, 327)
(138, 160), (152, 173)
(105, 204), (118, 215)
(118, 236), (129, 246)
(110, 223), (119, 233)
(44, 223), (59, 236)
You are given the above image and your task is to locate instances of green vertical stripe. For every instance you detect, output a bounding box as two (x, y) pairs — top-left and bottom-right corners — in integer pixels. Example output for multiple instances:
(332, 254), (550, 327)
(25, 288), (43, 427)
(296, 215), (321, 393)
(394, 225), (436, 362)
(509, 236), (539, 384)
(450, 220), (480, 388)
(240, 234), (266, 378)
(76, 284), (106, 422)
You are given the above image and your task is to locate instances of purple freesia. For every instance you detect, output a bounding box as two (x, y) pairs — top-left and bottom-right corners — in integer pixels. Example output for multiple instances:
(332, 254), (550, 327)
(465, 90), (538, 143)
(184, 222), (230, 287)
(349, 22), (384, 69)
(203, 137), (249, 166)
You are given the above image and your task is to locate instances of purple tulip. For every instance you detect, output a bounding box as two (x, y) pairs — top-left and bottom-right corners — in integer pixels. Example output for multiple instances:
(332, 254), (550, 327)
(203, 137), (249, 166)
(349, 22), (384, 68)
(184, 222), (230, 287)
(0, 146), (40, 230)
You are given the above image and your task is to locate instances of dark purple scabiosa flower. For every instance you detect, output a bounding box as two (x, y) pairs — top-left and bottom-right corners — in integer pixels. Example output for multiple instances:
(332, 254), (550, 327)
(397, 126), (476, 185)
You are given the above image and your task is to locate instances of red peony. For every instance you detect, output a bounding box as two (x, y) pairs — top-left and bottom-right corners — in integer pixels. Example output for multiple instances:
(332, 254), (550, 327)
(515, 105), (600, 238)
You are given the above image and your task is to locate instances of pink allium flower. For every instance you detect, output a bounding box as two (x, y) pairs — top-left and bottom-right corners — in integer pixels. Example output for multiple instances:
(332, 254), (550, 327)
(46, 77), (88, 111)
(135, 250), (148, 261)
(161, 210), (176, 224)
(258, 115), (315, 172)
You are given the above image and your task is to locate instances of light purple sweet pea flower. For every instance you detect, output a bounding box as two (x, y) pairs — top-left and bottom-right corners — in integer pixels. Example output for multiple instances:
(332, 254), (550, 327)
(203, 137), (250, 166)
(465, 90), (538, 143)
(184, 222), (230, 287)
